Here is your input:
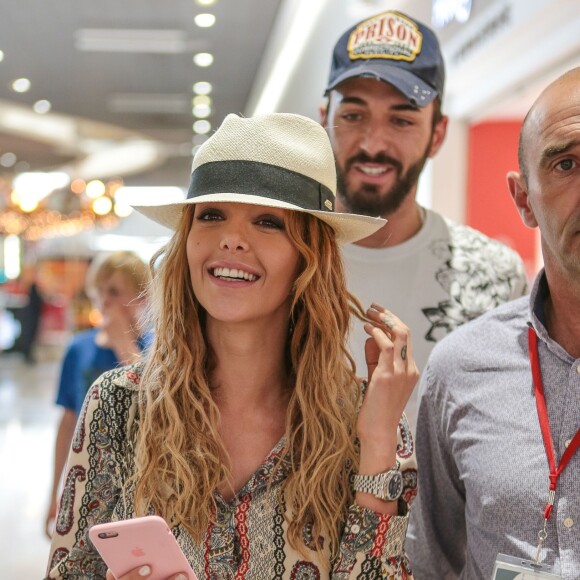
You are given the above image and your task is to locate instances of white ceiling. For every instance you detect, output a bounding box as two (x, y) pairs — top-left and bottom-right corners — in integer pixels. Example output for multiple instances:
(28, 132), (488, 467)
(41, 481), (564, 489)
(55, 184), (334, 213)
(2, 0), (579, 185)
(0, 0), (282, 187)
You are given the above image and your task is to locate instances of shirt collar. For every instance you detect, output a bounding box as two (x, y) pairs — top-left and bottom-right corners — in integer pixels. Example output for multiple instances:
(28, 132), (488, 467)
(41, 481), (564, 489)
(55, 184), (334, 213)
(528, 268), (576, 362)
(528, 269), (549, 336)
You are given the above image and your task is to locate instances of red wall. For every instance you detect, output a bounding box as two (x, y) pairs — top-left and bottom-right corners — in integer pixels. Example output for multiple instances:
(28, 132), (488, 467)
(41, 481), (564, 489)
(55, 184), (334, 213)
(466, 120), (537, 279)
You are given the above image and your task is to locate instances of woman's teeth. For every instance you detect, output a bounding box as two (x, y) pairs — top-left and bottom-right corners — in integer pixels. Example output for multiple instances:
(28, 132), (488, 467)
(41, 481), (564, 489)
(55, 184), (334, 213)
(212, 267), (257, 281)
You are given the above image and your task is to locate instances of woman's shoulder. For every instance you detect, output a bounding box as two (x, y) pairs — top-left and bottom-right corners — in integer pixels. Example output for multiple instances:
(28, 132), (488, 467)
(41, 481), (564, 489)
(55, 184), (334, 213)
(91, 361), (145, 397)
(78, 363), (144, 442)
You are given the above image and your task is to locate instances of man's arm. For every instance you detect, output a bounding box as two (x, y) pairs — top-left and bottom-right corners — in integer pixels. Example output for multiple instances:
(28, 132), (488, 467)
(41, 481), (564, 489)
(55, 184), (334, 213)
(406, 363), (468, 579)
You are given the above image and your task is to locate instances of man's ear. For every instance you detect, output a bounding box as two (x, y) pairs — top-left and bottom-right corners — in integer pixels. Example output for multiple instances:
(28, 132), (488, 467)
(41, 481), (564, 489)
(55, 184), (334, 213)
(428, 115), (448, 158)
(507, 170), (538, 228)
(319, 102), (328, 127)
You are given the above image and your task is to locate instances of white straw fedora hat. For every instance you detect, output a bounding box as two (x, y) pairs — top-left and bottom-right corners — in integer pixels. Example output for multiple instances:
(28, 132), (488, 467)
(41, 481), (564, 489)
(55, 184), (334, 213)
(132, 112), (386, 244)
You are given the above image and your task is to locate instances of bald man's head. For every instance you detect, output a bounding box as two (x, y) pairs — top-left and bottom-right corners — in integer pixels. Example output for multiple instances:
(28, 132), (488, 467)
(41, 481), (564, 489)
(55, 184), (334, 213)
(508, 66), (580, 280)
(518, 67), (580, 183)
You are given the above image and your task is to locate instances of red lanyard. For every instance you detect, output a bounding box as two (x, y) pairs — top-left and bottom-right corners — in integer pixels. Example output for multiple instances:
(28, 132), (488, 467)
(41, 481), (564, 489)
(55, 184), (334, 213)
(528, 326), (580, 520)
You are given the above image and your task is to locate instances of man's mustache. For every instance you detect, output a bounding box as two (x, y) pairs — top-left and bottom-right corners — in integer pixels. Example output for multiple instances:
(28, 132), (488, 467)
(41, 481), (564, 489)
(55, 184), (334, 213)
(345, 152), (403, 174)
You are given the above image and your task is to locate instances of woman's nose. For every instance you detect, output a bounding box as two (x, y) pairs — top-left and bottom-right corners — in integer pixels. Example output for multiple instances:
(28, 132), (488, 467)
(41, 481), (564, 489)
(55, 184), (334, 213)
(219, 230), (249, 252)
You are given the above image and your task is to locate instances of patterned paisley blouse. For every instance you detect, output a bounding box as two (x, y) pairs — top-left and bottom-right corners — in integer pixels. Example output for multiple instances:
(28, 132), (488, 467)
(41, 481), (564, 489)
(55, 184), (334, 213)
(46, 364), (417, 579)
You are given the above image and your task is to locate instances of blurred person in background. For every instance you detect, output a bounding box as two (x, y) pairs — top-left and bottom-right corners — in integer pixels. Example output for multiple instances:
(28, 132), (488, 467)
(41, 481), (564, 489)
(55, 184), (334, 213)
(44, 250), (150, 537)
(4, 263), (45, 364)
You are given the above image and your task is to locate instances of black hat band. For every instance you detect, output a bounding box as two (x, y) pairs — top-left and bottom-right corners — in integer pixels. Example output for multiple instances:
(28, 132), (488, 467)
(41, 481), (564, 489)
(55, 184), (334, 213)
(187, 160), (335, 212)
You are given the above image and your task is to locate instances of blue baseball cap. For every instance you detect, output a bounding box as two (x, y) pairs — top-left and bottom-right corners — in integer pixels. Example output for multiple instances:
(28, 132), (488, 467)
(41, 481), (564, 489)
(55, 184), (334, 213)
(325, 10), (445, 107)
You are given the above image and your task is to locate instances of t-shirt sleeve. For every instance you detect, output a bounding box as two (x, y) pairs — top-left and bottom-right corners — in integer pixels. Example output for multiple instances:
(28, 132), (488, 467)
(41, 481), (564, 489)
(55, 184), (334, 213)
(55, 340), (83, 412)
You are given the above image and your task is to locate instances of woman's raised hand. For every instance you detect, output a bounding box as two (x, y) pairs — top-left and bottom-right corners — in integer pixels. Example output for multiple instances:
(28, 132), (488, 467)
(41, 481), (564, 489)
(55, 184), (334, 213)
(358, 303), (419, 442)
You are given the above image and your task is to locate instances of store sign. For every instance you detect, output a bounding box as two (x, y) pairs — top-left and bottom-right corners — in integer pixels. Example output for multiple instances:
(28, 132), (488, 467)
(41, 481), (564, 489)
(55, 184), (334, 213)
(432, 0), (473, 28)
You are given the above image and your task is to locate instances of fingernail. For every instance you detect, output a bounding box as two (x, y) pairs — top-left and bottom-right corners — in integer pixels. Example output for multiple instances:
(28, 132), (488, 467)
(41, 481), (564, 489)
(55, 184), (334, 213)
(139, 565), (151, 577)
(175, 575), (188, 580)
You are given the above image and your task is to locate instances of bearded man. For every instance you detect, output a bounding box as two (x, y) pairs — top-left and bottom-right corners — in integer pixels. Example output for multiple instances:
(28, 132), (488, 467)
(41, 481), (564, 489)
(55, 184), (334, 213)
(321, 10), (528, 428)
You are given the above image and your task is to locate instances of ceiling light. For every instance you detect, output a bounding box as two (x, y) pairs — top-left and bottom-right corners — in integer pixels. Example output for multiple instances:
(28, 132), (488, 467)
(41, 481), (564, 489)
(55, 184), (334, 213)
(11, 78), (31, 93)
(75, 29), (191, 54)
(12, 171), (70, 207)
(196, 0), (216, 6)
(0, 152), (17, 167)
(193, 95), (212, 106)
(194, 13), (216, 28)
(113, 201), (133, 218)
(193, 120), (211, 134)
(193, 103), (211, 118)
(70, 179), (86, 194)
(0, 50), (4, 62)
(193, 52), (214, 67)
(0, 106), (77, 146)
(92, 196), (113, 215)
(85, 180), (106, 198)
(19, 198), (39, 213)
(74, 141), (162, 181)
(193, 81), (212, 95)
(33, 100), (52, 114)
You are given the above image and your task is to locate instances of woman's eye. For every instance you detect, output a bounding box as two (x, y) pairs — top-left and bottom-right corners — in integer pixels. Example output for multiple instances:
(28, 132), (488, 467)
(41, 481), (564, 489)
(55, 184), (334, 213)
(257, 216), (284, 229)
(197, 209), (223, 221)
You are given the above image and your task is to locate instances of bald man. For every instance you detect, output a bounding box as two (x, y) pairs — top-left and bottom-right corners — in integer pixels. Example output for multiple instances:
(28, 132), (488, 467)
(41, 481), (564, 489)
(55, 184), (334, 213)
(407, 68), (580, 579)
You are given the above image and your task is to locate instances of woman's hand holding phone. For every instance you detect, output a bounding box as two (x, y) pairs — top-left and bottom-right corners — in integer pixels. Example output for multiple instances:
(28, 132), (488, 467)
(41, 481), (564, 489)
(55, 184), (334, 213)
(89, 515), (197, 580)
(105, 565), (188, 580)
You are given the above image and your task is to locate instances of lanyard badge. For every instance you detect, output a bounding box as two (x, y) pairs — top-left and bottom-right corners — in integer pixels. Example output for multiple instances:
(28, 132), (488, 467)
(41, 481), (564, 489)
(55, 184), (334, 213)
(492, 553), (561, 579)
(494, 327), (580, 579)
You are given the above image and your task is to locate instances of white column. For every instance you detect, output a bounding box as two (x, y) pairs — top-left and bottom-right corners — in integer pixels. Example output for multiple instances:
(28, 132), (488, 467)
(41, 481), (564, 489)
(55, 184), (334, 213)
(430, 116), (469, 224)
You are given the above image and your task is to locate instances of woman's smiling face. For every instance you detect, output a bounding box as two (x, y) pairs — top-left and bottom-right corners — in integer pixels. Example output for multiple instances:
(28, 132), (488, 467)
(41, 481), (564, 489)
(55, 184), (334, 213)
(186, 202), (301, 327)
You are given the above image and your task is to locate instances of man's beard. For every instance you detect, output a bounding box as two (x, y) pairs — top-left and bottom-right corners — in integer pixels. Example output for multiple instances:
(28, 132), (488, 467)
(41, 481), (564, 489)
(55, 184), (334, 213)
(336, 145), (431, 218)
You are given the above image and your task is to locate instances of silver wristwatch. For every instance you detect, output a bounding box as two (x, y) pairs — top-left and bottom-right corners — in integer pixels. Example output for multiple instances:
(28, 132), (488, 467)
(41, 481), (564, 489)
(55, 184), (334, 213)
(353, 467), (403, 502)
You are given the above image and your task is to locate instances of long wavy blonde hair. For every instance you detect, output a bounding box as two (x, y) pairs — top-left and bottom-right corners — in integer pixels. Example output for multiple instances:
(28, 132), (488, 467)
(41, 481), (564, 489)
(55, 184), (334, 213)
(131, 204), (362, 562)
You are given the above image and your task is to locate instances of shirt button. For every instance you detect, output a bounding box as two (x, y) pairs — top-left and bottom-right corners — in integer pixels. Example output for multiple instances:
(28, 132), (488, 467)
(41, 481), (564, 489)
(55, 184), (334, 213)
(565, 439), (572, 448)
(563, 517), (574, 528)
(576, 365), (580, 374)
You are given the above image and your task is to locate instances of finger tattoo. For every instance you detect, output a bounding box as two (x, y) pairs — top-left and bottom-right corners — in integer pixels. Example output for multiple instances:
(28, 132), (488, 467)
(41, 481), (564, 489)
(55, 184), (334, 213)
(401, 345), (407, 360)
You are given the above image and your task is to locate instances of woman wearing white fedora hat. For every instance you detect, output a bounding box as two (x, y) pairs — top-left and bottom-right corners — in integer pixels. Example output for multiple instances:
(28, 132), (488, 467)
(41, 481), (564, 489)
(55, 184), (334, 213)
(46, 113), (419, 579)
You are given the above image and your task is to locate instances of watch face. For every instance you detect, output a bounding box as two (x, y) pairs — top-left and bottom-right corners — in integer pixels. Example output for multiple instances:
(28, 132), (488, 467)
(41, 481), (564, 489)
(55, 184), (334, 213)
(387, 471), (403, 500)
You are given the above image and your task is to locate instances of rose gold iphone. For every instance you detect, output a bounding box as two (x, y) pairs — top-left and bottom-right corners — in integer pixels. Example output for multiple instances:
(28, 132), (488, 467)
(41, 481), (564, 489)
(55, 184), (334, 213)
(89, 515), (197, 579)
